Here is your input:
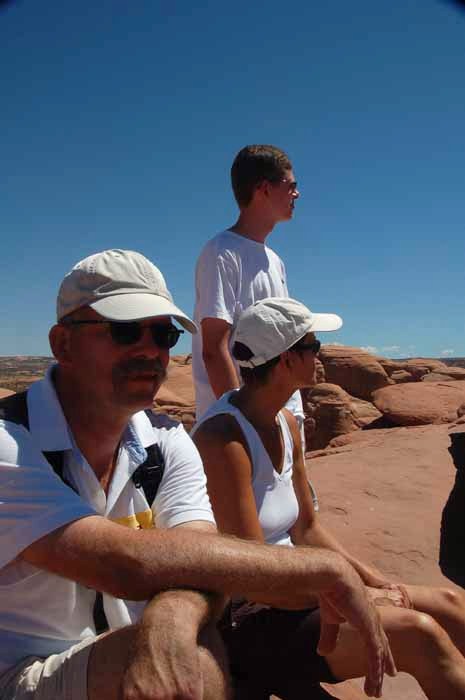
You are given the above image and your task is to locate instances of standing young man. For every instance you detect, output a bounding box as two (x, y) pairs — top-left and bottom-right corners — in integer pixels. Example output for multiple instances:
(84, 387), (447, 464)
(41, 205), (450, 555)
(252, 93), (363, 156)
(192, 145), (304, 427)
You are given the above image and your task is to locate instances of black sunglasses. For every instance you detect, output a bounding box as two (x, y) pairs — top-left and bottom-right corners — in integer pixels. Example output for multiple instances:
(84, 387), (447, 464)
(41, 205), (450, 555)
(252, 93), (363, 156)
(61, 320), (184, 348)
(293, 339), (321, 355)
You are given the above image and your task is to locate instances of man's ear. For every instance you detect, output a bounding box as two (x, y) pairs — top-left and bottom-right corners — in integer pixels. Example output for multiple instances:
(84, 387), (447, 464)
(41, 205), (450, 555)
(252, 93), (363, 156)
(49, 324), (72, 364)
(254, 179), (270, 200)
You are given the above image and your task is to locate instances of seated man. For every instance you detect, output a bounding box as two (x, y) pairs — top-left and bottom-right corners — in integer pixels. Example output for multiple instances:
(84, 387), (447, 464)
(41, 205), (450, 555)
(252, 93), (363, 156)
(0, 249), (394, 700)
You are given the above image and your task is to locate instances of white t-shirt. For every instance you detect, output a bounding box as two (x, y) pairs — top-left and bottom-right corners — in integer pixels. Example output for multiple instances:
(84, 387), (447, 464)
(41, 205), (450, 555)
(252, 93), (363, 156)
(192, 391), (299, 546)
(0, 367), (214, 675)
(192, 230), (304, 419)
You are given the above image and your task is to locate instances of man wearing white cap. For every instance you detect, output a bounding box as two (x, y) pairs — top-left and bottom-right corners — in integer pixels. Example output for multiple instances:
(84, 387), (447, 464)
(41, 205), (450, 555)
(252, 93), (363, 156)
(0, 250), (394, 700)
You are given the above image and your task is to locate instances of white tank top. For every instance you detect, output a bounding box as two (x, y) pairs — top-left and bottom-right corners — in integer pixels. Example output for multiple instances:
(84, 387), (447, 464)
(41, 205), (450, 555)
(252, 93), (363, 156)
(193, 391), (299, 546)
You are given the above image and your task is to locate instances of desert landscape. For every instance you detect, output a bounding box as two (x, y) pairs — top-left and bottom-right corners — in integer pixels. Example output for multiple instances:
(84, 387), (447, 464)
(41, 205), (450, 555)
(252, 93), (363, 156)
(2, 348), (465, 699)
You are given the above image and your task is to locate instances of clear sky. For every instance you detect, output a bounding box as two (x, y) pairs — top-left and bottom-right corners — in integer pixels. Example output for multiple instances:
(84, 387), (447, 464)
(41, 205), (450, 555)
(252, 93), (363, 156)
(2, 0), (464, 359)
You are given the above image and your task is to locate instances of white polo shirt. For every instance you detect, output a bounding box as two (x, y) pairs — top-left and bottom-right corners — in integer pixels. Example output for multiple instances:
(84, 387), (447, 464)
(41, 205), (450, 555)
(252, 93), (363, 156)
(0, 367), (215, 675)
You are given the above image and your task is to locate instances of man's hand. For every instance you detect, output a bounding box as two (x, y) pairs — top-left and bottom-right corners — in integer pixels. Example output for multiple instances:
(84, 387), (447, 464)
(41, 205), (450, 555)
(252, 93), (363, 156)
(317, 562), (397, 698)
(120, 591), (210, 700)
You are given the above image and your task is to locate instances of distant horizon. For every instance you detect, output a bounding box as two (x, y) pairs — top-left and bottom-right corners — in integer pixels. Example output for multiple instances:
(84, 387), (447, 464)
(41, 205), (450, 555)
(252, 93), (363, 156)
(1, 351), (464, 362)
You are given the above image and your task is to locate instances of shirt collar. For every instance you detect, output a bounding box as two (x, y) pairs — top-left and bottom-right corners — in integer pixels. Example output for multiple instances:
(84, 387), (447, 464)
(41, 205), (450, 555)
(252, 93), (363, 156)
(27, 364), (74, 452)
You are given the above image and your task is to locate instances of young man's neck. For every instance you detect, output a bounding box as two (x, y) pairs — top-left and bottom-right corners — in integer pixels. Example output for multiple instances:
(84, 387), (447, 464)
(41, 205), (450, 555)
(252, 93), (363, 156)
(229, 209), (277, 244)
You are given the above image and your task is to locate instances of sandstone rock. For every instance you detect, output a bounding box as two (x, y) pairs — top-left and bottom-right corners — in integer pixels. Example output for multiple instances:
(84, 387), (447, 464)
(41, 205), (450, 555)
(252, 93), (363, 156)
(376, 358), (406, 376)
(302, 383), (382, 450)
(390, 369), (414, 383)
(152, 357), (195, 431)
(0, 388), (15, 399)
(422, 372), (457, 382)
(372, 382), (465, 426)
(422, 367), (465, 381)
(443, 367), (465, 380)
(319, 346), (391, 401)
(403, 358), (450, 372)
(307, 424), (458, 700)
(154, 387), (191, 408)
(307, 424), (456, 586)
(170, 353), (192, 366)
(378, 357), (454, 381)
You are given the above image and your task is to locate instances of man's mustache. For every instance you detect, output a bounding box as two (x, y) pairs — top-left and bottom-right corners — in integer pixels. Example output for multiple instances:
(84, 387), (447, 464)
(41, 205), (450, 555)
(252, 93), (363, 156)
(115, 358), (167, 382)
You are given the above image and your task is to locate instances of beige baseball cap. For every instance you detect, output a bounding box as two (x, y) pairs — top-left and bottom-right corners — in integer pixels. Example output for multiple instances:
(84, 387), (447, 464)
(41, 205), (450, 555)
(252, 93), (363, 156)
(57, 249), (197, 333)
(232, 297), (342, 367)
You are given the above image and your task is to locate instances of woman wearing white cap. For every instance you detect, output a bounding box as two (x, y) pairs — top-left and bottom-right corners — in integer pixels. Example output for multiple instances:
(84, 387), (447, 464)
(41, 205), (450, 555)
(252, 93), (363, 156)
(193, 297), (465, 700)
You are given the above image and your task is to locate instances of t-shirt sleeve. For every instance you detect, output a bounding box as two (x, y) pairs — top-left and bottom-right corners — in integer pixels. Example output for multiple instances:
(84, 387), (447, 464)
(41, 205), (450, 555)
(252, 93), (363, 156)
(0, 421), (96, 569)
(195, 242), (238, 325)
(153, 423), (215, 529)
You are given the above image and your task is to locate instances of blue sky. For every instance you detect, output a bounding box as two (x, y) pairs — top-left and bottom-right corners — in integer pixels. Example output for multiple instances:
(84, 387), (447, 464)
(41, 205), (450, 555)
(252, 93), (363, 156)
(2, 0), (464, 359)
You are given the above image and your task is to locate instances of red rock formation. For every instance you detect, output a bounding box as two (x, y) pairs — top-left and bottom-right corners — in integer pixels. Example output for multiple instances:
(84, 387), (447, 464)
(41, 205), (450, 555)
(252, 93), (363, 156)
(0, 389), (15, 399)
(372, 382), (465, 426)
(319, 346), (391, 401)
(302, 383), (381, 450)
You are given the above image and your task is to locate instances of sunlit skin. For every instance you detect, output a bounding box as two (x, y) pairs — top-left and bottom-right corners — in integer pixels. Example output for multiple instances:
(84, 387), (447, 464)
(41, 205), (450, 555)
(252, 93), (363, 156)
(269, 168), (300, 223)
(291, 331), (318, 388)
(48, 307), (172, 485)
(230, 168), (300, 244)
(51, 307), (170, 417)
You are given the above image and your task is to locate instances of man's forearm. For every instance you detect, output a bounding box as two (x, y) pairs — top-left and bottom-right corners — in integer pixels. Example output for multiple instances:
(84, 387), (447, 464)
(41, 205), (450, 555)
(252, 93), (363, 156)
(24, 517), (351, 608)
(295, 522), (382, 584)
(141, 589), (226, 637)
(203, 347), (240, 398)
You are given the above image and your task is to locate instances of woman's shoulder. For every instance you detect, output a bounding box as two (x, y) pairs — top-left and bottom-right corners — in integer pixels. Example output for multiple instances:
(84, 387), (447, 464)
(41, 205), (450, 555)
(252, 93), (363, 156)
(194, 411), (245, 444)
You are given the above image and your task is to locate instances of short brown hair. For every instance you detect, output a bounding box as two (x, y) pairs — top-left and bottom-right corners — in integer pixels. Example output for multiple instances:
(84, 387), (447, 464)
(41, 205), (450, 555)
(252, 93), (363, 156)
(231, 145), (292, 207)
(232, 340), (281, 385)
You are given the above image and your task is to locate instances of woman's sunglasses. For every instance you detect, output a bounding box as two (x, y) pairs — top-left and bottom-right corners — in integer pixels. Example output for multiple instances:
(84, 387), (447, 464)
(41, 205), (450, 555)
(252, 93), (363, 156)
(61, 319), (184, 349)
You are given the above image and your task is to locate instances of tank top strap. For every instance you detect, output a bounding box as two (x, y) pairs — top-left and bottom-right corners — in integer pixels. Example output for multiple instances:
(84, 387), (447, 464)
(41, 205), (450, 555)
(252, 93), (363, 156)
(277, 410), (295, 478)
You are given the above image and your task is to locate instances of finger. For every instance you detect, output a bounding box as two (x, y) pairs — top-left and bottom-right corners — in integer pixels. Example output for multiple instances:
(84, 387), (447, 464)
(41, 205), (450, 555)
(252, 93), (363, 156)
(317, 619), (340, 656)
(318, 594), (345, 624)
(383, 629), (397, 677)
(363, 639), (384, 698)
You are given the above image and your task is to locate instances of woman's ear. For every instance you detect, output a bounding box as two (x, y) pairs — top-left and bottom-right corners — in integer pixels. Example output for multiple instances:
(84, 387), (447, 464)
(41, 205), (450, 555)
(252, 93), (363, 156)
(49, 324), (72, 364)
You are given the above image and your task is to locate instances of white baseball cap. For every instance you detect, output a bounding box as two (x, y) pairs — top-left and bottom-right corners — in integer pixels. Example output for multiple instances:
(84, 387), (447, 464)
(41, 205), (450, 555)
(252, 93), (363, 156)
(232, 297), (342, 367)
(57, 249), (197, 333)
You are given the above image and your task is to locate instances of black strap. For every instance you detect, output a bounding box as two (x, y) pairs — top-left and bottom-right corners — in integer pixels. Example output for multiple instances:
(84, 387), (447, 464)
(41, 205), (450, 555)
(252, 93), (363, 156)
(0, 391), (30, 428)
(132, 442), (165, 506)
(0, 395), (166, 505)
(1, 396), (166, 634)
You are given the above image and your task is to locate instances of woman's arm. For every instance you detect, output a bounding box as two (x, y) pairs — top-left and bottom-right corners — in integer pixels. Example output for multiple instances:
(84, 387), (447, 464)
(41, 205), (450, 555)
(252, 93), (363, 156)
(192, 414), (265, 543)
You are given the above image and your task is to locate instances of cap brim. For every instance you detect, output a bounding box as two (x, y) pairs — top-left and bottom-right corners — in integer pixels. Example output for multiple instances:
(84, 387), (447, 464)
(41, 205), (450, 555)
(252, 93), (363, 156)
(308, 313), (343, 332)
(90, 293), (197, 334)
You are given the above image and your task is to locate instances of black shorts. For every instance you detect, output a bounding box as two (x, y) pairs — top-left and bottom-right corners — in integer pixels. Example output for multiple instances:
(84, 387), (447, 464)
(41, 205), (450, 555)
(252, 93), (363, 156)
(219, 601), (338, 700)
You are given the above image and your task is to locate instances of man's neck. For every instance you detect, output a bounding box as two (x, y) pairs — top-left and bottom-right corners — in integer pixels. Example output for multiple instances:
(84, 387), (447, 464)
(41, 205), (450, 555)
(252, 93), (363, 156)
(53, 369), (130, 485)
(229, 210), (276, 244)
